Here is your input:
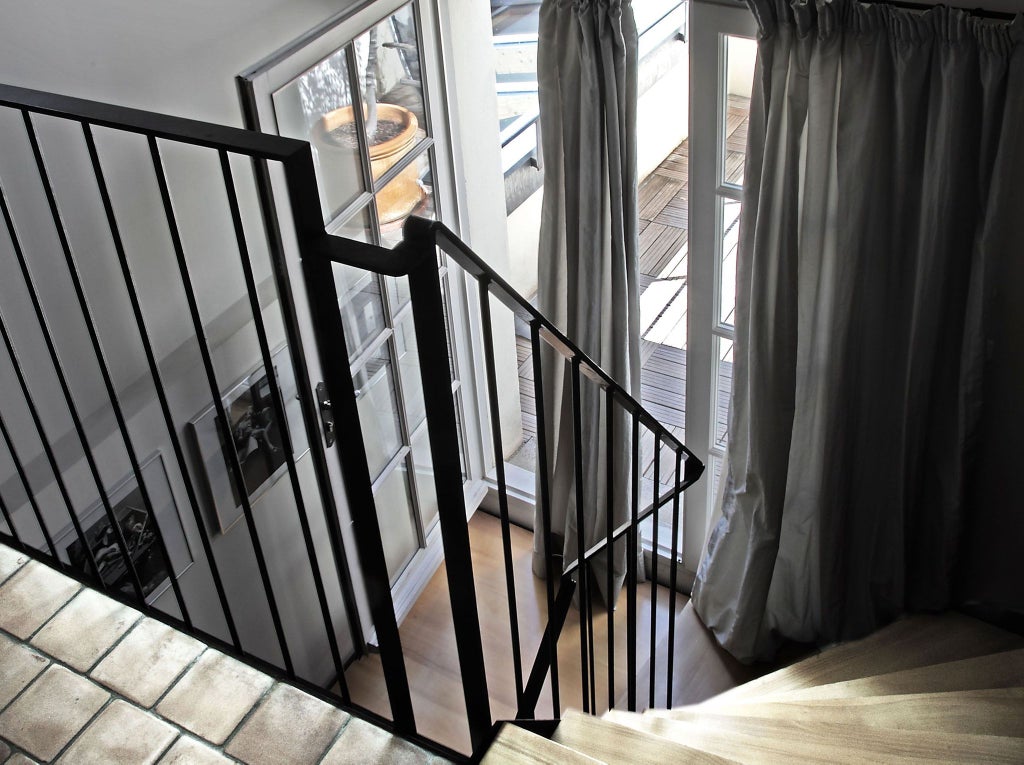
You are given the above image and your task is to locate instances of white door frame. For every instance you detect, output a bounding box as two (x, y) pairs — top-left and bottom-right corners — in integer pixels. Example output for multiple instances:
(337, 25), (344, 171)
(685, 0), (757, 573)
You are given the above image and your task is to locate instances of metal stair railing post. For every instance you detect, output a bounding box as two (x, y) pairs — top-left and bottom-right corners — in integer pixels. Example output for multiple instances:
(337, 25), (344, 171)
(395, 219), (493, 754)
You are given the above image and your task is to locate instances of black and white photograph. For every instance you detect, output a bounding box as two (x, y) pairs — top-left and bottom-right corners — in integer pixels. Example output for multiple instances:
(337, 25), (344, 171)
(190, 345), (307, 534)
(55, 453), (192, 603)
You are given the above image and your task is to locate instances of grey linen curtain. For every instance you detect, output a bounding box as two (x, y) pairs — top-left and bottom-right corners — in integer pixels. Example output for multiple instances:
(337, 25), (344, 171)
(693, 0), (1024, 661)
(531, 0), (640, 606)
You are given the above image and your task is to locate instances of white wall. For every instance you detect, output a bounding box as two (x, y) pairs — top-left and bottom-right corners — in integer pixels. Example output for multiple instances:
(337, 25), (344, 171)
(0, 0), (518, 679)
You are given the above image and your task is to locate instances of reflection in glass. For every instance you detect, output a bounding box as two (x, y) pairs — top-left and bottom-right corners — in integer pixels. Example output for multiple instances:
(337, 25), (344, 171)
(714, 336), (734, 449)
(377, 151), (434, 248)
(410, 427), (438, 532)
(354, 4), (428, 157)
(394, 311), (425, 431)
(336, 266), (387, 362)
(353, 343), (403, 479)
(373, 465), (419, 583)
(722, 36), (757, 187)
(719, 200), (741, 327)
(274, 47), (364, 221)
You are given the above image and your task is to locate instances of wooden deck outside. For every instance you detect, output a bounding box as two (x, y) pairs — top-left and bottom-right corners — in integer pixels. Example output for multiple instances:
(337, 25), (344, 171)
(513, 96), (750, 491)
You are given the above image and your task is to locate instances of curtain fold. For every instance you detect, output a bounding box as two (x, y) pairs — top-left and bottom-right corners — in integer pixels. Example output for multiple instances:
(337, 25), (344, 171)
(693, 0), (1024, 661)
(532, 0), (640, 606)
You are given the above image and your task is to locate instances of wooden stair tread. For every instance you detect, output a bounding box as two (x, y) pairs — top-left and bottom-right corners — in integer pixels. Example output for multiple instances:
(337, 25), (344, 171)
(481, 723), (605, 764)
(729, 647), (1024, 704)
(605, 709), (1024, 764)
(707, 613), (1022, 704)
(653, 687), (1024, 738)
(554, 710), (738, 765)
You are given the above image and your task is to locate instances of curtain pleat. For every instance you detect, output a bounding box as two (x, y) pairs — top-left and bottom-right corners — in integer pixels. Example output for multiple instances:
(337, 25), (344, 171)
(533, 0), (640, 606)
(693, 0), (1024, 661)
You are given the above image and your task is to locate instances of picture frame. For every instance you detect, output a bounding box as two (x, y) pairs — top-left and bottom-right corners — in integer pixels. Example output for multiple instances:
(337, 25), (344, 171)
(54, 452), (193, 604)
(189, 344), (308, 534)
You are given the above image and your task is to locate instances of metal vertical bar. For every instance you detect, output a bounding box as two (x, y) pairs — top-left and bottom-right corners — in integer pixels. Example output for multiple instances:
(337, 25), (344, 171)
(585, 558), (597, 714)
(218, 151), (348, 694)
(0, 413), (42, 552)
(627, 412), (640, 711)
(23, 113), (192, 624)
(234, 90), (365, 660)
(477, 277), (524, 707)
(530, 320), (560, 717)
(649, 434), (660, 710)
(148, 136), (293, 675)
(605, 389), (615, 710)
(405, 230), (492, 753)
(0, 473), (19, 544)
(283, 144), (415, 732)
(0, 312), (96, 576)
(569, 358), (590, 714)
(666, 449), (683, 708)
(81, 124), (241, 649)
(3, 148), (143, 601)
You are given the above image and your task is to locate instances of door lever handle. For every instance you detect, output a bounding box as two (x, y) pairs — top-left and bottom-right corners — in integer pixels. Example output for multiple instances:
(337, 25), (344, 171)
(316, 382), (336, 448)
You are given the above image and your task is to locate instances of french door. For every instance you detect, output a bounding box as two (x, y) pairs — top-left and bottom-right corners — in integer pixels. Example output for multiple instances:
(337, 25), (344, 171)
(685, 0), (757, 570)
(239, 0), (481, 617)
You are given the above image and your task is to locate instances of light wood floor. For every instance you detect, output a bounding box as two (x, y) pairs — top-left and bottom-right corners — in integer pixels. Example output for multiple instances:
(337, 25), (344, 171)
(345, 512), (687, 755)
(343, 512), (775, 755)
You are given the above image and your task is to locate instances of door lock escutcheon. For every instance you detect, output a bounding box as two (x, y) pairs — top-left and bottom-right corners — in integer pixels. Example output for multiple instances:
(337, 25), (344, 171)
(316, 382), (336, 448)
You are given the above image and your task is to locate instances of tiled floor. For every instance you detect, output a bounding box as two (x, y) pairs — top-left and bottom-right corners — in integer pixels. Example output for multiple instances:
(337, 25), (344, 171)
(0, 545), (445, 765)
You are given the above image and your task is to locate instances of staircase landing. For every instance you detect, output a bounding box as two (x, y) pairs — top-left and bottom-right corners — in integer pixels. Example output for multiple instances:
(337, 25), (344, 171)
(0, 545), (445, 765)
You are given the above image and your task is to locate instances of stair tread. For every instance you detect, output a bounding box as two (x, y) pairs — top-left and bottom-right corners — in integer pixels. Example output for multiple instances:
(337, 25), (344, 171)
(554, 710), (738, 765)
(708, 613), (1022, 704)
(653, 687), (1024, 738)
(482, 723), (605, 765)
(723, 647), (1024, 704)
(606, 709), (1024, 764)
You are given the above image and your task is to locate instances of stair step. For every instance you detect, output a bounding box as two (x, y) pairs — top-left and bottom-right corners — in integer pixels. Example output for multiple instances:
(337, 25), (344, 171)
(605, 709), (1024, 764)
(653, 688), (1024, 738)
(553, 710), (737, 765)
(482, 723), (605, 765)
(706, 613), (1022, 704)
(727, 647), (1024, 704)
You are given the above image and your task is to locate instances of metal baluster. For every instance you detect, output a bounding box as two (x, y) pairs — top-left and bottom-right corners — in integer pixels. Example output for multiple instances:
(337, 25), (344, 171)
(530, 320), (560, 717)
(649, 434), (660, 710)
(478, 277), (524, 706)
(569, 358), (590, 713)
(666, 449), (683, 708)
(405, 232), (491, 752)
(81, 124), (241, 650)
(605, 389), (615, 709)
(627, 412), (640, 711)
(148, 136), (293, 675)
(23, 113), (192, 623)
(219, 150), (347, 692)
(5, 130), (144, 601)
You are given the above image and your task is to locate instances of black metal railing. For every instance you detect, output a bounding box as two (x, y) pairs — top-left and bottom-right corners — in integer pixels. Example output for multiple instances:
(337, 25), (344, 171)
(0, 83), (702, 762)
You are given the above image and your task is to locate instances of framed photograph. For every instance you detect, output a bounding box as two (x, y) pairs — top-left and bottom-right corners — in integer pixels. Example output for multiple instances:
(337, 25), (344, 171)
(190, 345), (308, 534)
(54, 453), (193, 603)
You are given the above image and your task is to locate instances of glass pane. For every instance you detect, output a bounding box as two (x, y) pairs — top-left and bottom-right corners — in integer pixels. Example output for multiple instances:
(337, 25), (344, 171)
(722, 35), (757, 187)
(274, 46), (365, 221)
(719, 199), (741, 327)
(377, 149), (435, 248)
(353, 343), (404, 480)
(336, 268), (387, 363)
(394, 310), (425, 431)
(332, 204), (374, 242)
(714, 336), (734, 450)
(353, 3), (429, 193)
(410, 426), (438, 532)
(373, 463), (419, 583)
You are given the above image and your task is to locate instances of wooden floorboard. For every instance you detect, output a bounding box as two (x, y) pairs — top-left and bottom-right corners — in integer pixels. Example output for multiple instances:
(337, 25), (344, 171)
(514, 98), (750, 475)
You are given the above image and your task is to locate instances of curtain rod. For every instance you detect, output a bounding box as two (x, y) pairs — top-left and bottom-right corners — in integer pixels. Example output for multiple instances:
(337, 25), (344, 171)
(856, 0), (1016, 21)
